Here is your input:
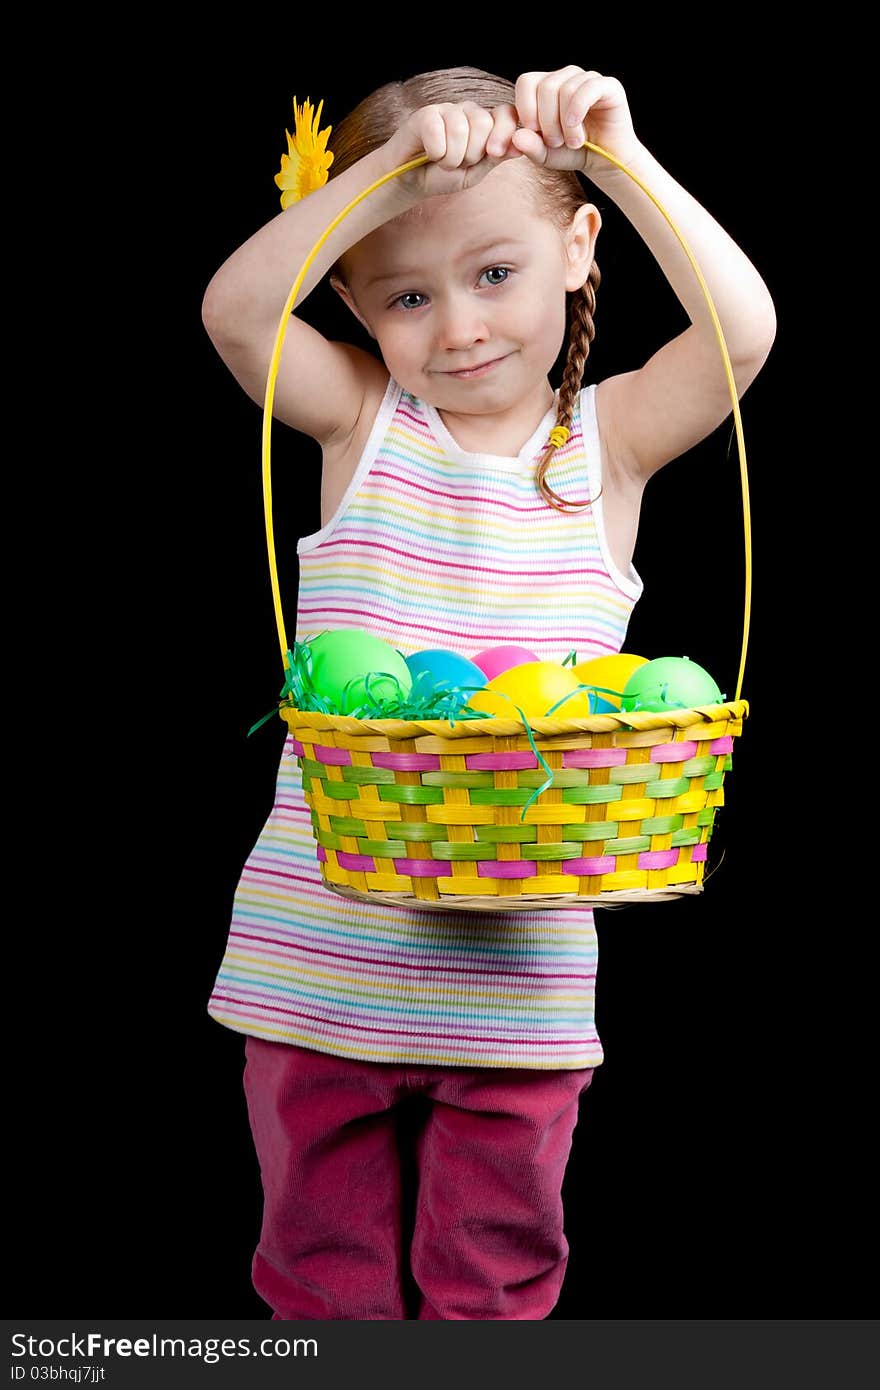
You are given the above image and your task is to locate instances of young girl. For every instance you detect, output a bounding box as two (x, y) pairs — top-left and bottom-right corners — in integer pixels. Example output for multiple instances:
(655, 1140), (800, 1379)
(201, 64), (776, 1321)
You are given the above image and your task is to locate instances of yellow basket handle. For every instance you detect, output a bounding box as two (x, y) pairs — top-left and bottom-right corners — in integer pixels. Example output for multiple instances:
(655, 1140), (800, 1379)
(262, 142), (752, 703)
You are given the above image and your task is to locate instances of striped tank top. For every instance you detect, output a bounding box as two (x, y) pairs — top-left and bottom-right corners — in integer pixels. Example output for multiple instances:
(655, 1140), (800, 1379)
(207, 373), (643, 1069)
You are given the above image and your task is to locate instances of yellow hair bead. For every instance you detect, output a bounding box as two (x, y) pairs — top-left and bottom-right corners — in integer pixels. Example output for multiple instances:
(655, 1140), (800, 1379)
(548, 426), (570, 449)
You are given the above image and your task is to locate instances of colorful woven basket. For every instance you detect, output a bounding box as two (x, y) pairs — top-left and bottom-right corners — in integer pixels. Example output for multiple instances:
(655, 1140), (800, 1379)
(259, 138), (752, 912)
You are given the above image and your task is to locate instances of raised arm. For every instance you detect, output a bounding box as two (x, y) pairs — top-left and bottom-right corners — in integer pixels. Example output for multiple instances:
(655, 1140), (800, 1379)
(200, 143), (420, 445)
(586, 141), (777, 481)
(510, 67), (777, 482)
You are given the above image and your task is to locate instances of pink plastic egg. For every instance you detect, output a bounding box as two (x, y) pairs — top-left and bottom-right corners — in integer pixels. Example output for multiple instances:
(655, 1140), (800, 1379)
(471, 645), (539, 682)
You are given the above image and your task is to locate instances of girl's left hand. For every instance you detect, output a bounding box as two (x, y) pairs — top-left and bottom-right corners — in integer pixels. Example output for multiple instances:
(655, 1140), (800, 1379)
(506, 67), (643, 179)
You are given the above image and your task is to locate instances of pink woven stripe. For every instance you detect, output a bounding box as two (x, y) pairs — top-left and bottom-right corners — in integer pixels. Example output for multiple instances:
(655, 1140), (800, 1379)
(638, 848), (679, 869)
(709, 735), (734, 754)
(567, 855), (616, 874)
(372, 752), (442, 771)
(313, 745), (353, 766)
(650, 741), (698, 763)
(394, 858), (445, 878)
(477, 861), (535, 879)
(336, 851), (378, 872)
(691, 842), (708, 861)
(467, 751), (539, 770)
(563, 748), (628, 768)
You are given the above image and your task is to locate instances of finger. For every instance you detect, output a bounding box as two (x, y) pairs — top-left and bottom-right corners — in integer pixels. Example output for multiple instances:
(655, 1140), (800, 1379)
(460, 101), (495, 165)
(439, 105), (473, 167)
(510, 126), (585, 170)
(559, 72), (601, 147)
(486, 102), (519, 157)
(419, 106), (450, 162)
(537, 65), (587, 147)
(514, 71), (545, 133)
(510, 127), (543, 153)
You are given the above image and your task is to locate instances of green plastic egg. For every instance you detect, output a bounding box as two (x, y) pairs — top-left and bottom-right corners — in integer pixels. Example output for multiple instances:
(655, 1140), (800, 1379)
(306, 628), (412, 713)
(620, 656), (723, 712)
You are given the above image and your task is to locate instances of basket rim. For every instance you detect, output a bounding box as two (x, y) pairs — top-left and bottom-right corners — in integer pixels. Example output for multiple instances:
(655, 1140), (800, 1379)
(280, 698), (749, 738)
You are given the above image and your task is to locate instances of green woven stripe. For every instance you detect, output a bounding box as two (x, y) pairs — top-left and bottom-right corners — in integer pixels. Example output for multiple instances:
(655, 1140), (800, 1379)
(477, 825), (538, 844)
(608, 763), (667, 786)
(300, 757), (328, 781)
(562, 821), (618, 841)
(476, 822), (619, 843)
(305, 769), (730, 825)
(520, 843), (588, 861)
(560, 785), (625, 806)
(314, 824), (704, 857)
(327, 815), (368, 835)
(357, 837), (409, 856)
(606, 835), (652, 854)
(670, 827), (701, 847)
(392, 822), (448, 842)
(723, 754), (733, 770)
(516, 769), (590, 788)
(340, 764), (396, 786)
(643, 776), (690, 798)
(314, 825), (344, 851)
(640, 814), (684, 834)
(430, 843), (498, 862)
(319, 782), (369, 802)
(378, 784), (445, 805)
(681, 754), (716, 777)
(327, 816), (447, 842)
(422, 771), (495, 788)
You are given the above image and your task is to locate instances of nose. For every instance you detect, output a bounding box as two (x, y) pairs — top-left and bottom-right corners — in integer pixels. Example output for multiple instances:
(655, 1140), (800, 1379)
(433, 291), (491, 352)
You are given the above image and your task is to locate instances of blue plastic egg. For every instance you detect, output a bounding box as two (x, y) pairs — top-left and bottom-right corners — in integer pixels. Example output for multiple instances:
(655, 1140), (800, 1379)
(403, 648), (488, 700)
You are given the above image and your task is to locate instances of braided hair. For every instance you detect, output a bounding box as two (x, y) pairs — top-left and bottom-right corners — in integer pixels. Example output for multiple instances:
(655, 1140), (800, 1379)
(534, 261), (602, 513)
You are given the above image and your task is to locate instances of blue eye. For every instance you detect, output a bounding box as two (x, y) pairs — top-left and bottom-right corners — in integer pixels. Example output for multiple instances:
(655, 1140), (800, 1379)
(391, 266), (512, 311)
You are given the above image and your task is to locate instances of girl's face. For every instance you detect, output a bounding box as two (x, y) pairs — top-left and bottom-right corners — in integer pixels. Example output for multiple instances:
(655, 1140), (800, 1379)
(330, 161), (600, 415)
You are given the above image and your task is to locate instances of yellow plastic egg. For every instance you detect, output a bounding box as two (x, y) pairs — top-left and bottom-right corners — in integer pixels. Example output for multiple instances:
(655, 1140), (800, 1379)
(466, 661), (594, 721)
(571, 652), (649, 710)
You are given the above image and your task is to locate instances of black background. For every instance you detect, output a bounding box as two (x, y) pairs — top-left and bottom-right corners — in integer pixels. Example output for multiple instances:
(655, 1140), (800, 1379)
(13, 26), (865, 1319)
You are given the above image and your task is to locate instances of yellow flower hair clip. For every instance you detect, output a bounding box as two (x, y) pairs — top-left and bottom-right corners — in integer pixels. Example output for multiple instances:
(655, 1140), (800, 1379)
(274, 96), (334, 209)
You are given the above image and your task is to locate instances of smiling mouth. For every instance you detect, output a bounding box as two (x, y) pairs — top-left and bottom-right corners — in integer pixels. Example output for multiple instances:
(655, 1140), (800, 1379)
(444, 355), (508, 378)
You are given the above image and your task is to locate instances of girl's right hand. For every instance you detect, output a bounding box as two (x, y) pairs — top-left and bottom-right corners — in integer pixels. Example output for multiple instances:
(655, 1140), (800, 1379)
(381, 102), (526, 202)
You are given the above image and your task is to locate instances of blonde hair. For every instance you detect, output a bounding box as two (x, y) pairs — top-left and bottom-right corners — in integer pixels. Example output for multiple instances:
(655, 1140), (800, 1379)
(325, 66), (601, 514)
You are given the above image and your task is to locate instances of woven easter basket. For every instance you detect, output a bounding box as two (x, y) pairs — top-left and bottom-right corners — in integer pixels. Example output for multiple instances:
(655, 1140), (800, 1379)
(260, 137), (752, 913)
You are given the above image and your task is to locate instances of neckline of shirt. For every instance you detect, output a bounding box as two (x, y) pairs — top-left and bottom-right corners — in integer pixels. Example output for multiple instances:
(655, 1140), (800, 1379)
(419, 387), (562, 468)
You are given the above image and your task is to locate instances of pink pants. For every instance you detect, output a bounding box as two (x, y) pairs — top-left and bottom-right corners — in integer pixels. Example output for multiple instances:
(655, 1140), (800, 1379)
(242, 1035), (594, 1320)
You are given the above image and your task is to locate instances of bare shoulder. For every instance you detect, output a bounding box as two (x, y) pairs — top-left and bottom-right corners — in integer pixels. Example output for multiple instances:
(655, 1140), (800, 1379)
(319, 353), (391, 528)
